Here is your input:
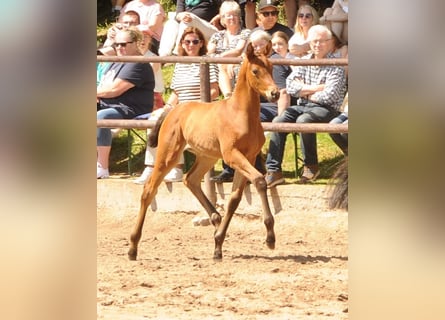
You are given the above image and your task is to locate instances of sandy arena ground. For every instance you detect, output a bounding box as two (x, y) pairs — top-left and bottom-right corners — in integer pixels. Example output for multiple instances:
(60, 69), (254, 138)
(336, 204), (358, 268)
(97, 178), (348, 319)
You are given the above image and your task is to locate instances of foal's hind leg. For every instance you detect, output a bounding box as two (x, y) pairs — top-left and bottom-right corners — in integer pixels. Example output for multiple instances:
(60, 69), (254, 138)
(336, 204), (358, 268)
(213, 170), (248, 259)
(128, 133), (186, 260)
(183, 156), (222, 228)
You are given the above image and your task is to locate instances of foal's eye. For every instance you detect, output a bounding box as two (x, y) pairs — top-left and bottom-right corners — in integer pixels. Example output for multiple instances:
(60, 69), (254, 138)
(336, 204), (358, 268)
(252, 69), (259, 76)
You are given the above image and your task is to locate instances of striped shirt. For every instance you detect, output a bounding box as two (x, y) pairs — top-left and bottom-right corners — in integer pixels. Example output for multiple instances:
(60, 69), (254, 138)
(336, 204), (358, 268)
(286, 53), (347, 111)
(170, 61), (219, 102)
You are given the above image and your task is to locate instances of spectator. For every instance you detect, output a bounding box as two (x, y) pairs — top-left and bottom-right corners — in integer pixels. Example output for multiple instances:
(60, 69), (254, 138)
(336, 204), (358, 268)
(288, 4), (319, 57)
(252, 0), (293, 40)
(97, 28), (155, 179)
(269, 31), (297, 117)
(319, 0), (348, 44)
(283, 0), (311, 30)
(119, 0), (166, 54)
(329, 31), (348, 76)
(138, 28), (165, 110)
(329, 92), (348, 155)
(134, 27), (220, 184)
(207, 1), (251, 98)
(159, 0), (221, 56)
(211, 29), (272, 183)
(243, 0), (303, 30)
(264, 24), (347, 187)
(103, 10), (141, 47)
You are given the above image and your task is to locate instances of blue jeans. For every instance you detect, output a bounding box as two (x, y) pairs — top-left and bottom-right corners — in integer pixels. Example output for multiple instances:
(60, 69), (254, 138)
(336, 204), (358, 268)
(266, 103), (338, 172)
(329, 112), (348, 155)
(97, 107), (125, 146)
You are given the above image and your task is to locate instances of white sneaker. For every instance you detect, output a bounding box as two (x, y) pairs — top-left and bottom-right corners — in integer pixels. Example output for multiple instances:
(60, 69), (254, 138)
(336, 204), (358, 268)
(164, 167), (183, 182)
(97, 164), (109, 179)
(133, 166), (153, 185)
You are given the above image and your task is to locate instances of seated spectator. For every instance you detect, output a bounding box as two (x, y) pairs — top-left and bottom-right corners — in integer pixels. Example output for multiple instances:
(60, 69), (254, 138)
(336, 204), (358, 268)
(264, 24), (347, 187)
(269, 31), (297, 117)
(134, 27), (220, 184)
(103, 10), (141, 47)
(288, 4), (319, 57)
(158, 0), (221, 56)
(319, 0), (348, 45)
(207, 1), (251, 98)
(329, 92), (348, 155)
(252, 0), (293, 40)
(118, 0), (166, 54)
(329, 31), (348, 76)
(97, 28), (155, 179)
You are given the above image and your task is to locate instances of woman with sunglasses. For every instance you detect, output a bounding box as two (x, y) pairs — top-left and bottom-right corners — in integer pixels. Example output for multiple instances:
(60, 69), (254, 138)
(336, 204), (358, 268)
(97, 28), (155, 179)
(134, 27), (220, 184)
(288, 4), (319, 57)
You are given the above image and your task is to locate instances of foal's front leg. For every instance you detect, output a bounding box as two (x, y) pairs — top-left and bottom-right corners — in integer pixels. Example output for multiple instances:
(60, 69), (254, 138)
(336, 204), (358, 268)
(230, 152), (276, 251)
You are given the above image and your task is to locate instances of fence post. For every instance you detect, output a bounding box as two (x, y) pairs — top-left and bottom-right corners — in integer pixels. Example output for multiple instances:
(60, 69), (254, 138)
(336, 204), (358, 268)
(200, 61), (217, 206)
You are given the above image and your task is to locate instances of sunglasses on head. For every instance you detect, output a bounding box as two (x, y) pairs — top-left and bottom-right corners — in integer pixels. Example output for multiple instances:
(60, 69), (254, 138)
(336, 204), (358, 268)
(183, 39), (201, 45)
(298, 13), (313, 19)
(113, 41), (134, 48)
(261, 11), (279, 17)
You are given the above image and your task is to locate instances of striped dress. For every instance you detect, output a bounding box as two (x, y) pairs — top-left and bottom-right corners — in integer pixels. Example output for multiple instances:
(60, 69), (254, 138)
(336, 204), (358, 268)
(170, 61), (219, 102)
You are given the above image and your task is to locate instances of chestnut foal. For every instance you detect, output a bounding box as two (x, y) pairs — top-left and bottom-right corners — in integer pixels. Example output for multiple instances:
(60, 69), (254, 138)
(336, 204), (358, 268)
(128, 42), (280, 260)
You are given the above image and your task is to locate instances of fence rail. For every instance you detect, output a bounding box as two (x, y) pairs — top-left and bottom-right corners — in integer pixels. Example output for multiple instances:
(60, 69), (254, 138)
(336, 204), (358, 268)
(97, 119), (348, 133)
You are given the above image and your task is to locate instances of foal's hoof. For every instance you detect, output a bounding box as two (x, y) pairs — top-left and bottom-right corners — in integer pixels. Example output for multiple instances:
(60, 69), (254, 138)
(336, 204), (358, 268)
(266, 238), (276, 250)
(213, 251), (223, 261)
(128, 248), (137, 261)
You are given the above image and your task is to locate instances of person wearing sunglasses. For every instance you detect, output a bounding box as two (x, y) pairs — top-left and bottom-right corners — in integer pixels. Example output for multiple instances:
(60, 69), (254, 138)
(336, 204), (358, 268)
(252, 0), (293, 41)
(288, 4), (319, 57)
(97, 28), (155, 179)
(134, 27), (220, 184)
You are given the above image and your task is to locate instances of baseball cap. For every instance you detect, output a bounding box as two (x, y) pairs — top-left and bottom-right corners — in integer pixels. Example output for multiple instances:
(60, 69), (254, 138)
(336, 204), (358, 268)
(258, 0), (279, 11)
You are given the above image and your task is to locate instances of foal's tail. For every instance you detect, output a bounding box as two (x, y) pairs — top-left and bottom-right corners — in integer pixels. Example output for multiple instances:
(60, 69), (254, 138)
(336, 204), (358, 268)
(328, 157), (348, 210)
(147, 109), (171, 148)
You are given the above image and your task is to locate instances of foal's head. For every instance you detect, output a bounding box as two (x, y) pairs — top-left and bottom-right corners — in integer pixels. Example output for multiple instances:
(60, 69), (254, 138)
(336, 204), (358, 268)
(243, 42), (280, 102)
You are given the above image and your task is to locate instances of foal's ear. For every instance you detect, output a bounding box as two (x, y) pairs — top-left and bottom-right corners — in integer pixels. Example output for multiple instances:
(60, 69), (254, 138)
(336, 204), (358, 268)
(245, 42), (255, 60)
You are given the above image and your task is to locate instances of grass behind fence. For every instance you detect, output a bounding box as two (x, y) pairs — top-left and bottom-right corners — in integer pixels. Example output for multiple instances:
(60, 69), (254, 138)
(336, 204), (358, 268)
(110, 129), (345, 184)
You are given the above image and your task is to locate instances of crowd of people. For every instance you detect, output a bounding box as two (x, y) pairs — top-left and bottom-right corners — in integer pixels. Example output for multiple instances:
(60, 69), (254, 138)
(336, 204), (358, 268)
(97, 0), (348, 186)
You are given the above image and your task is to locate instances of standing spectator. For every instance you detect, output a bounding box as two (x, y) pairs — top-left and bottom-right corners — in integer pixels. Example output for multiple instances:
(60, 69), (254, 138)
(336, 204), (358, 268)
(288, 4), (319, 57)
(319, 0), (348, 44)
(119, 0), (166, 54)
(264, 24), (347, 187)
(207, 1), (251, 98)
(97, 28), (155, 179)
(159, 0), (221, 56)
(134, 27), (220, 184)
(252, 0), (293, 40)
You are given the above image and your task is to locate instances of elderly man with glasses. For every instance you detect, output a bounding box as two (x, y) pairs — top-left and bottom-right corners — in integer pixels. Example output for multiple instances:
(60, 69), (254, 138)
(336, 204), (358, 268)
(264, 24), (347, 186)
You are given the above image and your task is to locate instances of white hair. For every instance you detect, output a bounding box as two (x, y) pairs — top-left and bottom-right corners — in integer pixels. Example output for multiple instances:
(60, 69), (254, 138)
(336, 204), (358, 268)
(307, 24), (332, 41)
